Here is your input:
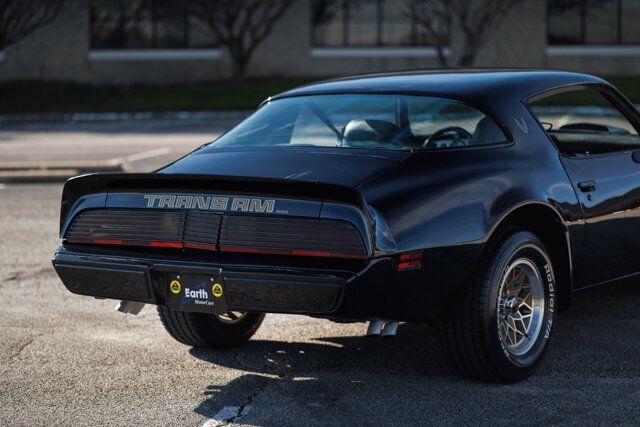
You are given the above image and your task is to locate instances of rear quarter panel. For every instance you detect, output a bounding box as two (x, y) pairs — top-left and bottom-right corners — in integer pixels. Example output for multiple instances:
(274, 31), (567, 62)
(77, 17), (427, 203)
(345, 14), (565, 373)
(358, 103), (583, 320)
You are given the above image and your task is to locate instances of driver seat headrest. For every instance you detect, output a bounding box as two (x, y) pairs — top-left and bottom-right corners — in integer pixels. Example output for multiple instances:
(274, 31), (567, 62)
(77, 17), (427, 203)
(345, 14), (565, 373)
(471, 117), (504, 145)
(342, 119), (400, 147)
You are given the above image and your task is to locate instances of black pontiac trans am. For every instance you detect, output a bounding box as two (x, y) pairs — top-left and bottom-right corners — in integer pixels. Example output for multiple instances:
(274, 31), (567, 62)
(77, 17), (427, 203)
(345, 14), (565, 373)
(53, 70), (640, 382)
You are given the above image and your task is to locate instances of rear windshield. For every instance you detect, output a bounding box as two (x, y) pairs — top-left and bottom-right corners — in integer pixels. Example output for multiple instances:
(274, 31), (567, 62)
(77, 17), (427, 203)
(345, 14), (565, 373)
(204, 94), (508, 151)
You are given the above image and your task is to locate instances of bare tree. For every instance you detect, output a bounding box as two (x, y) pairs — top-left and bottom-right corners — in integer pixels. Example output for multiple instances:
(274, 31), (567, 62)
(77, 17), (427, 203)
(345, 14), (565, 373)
(90, 0), (148, 49)
(311, 0), (343, 27)
(0, 0), (65, 50)
(402, 0), (525, 67)
(192, 0), (296, 80)
(402, 0), (450, 66)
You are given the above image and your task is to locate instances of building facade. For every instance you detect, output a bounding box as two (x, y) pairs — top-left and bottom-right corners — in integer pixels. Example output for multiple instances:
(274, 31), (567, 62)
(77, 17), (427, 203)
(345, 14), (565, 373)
(1, 0), (640, 84)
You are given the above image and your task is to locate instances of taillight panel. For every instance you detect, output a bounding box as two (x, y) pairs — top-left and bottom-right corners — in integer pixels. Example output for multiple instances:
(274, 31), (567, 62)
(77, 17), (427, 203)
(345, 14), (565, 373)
(65, 209), (367, 260)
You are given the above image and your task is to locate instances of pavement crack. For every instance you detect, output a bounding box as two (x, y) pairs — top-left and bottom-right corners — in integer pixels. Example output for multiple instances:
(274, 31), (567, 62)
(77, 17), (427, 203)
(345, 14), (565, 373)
(8, 333), (40, 364)
(228, 371), (291, 425)
(203, 372), (292, 426)
(1, 267), (54, 285)
(227, 400), (253, 425)
(202, 340), (307, 425)
(228, 380), (269, 425)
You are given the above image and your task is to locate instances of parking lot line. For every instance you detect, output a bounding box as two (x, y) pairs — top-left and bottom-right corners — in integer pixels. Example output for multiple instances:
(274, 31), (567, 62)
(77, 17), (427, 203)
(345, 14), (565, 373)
(202, 405), (252, 426)
(108, 147), (174, 165)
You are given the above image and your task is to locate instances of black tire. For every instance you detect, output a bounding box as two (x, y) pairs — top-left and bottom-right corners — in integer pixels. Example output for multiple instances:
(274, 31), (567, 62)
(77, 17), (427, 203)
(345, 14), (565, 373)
(442, 230), (556, 382)
(157, 307), (265, 349)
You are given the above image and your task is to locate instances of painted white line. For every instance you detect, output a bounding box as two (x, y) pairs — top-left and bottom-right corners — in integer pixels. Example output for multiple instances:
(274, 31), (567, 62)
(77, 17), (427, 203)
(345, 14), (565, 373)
(108, 147), (173, 165)
(124, 147), (174, 162)
(202, 405), (252, 426)
(0, 184), (6, 189)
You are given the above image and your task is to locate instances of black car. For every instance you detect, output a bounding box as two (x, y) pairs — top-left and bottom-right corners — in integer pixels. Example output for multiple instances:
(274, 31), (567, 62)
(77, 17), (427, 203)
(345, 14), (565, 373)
(53, 70), (640, 382)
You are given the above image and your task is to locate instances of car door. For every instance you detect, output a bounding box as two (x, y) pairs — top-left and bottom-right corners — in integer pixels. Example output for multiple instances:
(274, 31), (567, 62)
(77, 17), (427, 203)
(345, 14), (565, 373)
(530, 86), (640, 288)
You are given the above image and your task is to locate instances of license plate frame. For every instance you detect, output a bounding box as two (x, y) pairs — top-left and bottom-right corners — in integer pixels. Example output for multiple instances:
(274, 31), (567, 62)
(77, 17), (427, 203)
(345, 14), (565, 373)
(165, 272), (228, 315)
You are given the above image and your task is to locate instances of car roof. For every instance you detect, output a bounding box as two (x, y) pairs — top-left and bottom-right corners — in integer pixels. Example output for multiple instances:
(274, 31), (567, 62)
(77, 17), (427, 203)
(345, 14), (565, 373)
(271, 69), (607, 106)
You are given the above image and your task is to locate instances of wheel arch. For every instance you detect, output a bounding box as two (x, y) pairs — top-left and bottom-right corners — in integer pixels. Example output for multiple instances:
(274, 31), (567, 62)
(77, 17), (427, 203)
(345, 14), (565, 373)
(488, 201), (572, 312)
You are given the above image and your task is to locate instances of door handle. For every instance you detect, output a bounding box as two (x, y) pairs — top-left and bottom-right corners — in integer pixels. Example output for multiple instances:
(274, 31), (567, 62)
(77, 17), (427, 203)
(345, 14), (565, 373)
(577, 180), (596, 192)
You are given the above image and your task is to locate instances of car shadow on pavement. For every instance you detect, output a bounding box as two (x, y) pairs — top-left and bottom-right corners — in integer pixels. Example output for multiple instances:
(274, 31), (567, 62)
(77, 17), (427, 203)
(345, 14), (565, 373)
(191, 322), (449, 378)
(189, 322), (451, 422)
(190, 278), (640, 423)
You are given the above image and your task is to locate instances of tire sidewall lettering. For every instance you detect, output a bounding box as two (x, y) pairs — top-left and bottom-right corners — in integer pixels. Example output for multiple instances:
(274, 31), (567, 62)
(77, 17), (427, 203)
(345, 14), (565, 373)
(543, 263), (555, 340)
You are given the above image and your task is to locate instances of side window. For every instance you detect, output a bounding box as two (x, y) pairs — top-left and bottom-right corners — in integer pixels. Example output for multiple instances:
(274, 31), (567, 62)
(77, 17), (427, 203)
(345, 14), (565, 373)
(529, 88), (640, 156)
(407, 97), (508, 148)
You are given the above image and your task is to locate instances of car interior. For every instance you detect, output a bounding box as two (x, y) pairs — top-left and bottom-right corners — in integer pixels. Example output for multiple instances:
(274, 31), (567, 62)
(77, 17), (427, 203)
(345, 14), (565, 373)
(548, 126), (640, 155)
(306, 98), (507, 150)
(209, 94), (509, 151)
(530, 88), (640, 157)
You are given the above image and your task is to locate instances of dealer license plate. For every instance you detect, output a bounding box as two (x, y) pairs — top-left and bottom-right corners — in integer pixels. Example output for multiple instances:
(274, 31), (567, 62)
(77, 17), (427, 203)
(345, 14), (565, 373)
(165, 273), (228, 315)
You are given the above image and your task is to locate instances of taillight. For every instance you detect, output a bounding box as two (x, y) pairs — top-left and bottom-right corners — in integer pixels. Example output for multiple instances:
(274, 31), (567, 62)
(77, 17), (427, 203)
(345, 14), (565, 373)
(218, 245), (367, 260)
(184, 242), (217, 251)
(65, 209), (368, 259)
(67, 238), (187, 250)
(150, 241), (183, 249)
(397, 251), (423, 270)
(92, 238), (123, 245)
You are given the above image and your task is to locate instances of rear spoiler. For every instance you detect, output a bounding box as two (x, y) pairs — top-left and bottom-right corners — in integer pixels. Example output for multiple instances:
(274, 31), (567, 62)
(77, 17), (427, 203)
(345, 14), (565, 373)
(60, 172), (371, 232)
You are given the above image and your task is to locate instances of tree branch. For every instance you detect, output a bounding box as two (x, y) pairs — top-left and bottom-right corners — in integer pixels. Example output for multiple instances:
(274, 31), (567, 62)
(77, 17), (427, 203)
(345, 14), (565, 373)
(403, 0), (525, 67)
(193, 0), (295, 79)
(0, 0), (65, 49)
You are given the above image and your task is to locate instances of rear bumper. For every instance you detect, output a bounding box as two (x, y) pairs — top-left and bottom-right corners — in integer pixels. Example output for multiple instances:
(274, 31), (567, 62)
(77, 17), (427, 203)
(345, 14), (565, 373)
(52, 245), (393, 317)
(53, 240), (484, 321)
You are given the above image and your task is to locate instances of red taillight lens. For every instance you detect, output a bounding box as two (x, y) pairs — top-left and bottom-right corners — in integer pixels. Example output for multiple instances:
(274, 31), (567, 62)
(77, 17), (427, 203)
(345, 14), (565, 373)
(184, 242), (217, 251)
(66, 238), (366, 259)
(67, 238), (185, 250)
(150, 241), (183, 249)
(219, 245), (366, 260)
(92, 239), (123, 245)
(397, 251), (423, 270)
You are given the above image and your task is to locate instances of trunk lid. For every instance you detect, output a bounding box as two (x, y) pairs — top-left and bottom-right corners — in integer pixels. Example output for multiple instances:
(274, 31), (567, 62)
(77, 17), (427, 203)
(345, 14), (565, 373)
(158, 147), (410, 188)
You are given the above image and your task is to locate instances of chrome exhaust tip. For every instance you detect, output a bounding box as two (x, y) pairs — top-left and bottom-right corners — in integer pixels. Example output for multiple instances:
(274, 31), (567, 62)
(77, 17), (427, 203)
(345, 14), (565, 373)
(366, 319), (386, 336)
(380, 320), (399, 338)
(115, 300), (145, 315)
(366, 319), (399, 337)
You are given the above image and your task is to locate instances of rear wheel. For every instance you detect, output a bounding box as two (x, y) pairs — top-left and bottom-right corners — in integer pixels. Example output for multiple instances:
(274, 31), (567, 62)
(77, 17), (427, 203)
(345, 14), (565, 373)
(158, 307), (265, 348)
(442, 230), (556, 382)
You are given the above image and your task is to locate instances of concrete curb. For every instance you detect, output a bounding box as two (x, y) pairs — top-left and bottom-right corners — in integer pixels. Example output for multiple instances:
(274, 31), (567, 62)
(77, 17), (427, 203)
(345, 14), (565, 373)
(0, 170), (81, 184)
(0, 110), (252, 124)
(0, 161), (124, 184)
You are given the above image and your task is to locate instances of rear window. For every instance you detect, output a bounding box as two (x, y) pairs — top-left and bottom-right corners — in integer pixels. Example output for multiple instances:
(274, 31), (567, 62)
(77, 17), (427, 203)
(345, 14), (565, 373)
(204, 94), (508, 151)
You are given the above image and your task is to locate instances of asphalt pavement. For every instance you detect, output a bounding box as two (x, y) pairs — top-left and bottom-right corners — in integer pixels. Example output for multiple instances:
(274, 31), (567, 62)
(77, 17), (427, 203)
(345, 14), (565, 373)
(0, 116), (244, 181)
(2, 119), (640, 425)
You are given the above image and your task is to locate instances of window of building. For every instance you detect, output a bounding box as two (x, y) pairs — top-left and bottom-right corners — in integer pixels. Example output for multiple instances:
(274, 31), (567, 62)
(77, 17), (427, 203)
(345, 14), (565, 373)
(547, 0), (640, 45)
(311, 0), (447, 47)
(90, 0), (217, 49)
